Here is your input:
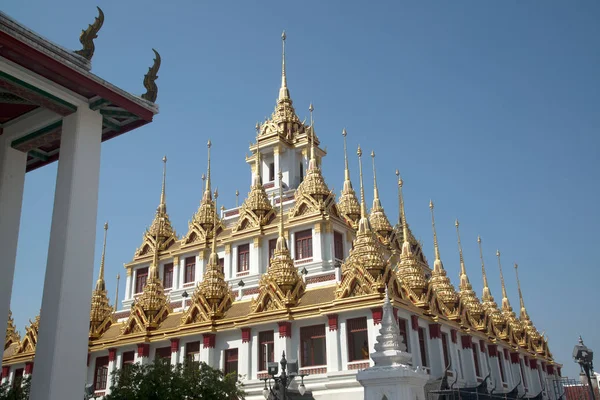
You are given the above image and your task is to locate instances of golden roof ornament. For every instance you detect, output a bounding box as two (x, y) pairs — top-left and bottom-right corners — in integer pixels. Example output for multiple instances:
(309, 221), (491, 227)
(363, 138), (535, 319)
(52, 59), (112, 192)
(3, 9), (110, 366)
(183, 141), (220, 245)
(336, 146), (403, 299)
(114, 273), (120, 312)
(477, 236), (504, 328)
(182, 191), (234, 323)
(454, 220), (485, 325)
(395, 172), (428, 302)
(17, 314), (40, 354)
(90, 222), (114, 340)
(74, 6), (104, 61)
(337, 129), (361, 228)
(426, 201), (459, 315)
(252, 170), (305, 312)
(234, 125), (276, 232)
(5, 310), (20, 350)
(141, 49), (161, 103)
(289, 104), (337, 218)
(496, 250), (523, 339)
(514, 263), (540, 340)
(134, 156), (177, 258)
(368, 151), (393, 244)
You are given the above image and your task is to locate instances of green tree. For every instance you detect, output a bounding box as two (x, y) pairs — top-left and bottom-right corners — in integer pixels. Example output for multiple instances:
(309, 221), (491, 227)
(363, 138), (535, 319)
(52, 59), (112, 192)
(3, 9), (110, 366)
(0, 376), (31, 400)
(104, 359), (245, 400)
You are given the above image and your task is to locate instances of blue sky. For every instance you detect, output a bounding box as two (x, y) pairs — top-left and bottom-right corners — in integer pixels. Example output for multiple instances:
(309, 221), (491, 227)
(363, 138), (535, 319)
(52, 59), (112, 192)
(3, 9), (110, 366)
(4, 0), (599, 378)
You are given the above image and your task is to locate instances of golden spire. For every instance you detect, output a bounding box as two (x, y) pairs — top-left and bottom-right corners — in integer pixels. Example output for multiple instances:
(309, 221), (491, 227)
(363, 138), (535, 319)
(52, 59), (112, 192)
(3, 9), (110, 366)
(514, 263), (528, 319)
(308, 103), (317, 171)
(279, 30), (290, 101)
(514, 263), (539, 339)
(477, 236), (503, 325)
(5, 309), (20, 349)
(356, 145), (370, 234)
(254, 123), (262, 185)
(338, 129), (361, 226)
(398, 171), (410, 253)
(96, 222), (108, 291)
(204, 140), (212, 200)
(429, 200), (442, 272)
(496, 250), (511, 312)
(455, 220), (471, 289)
(114, 273), (120, 312)
(369, 151), (393, 240)
(454, 220), (484, 317)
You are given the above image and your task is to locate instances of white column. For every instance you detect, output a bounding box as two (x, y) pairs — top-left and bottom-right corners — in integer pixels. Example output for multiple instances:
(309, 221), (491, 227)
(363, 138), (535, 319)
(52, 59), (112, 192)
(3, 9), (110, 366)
(170, 339), (180, 366)
(196, 252), (204, 283)
(0, 138), (26, 363)
(172, 257), (180, 289)
(239, 333), (252, 380)
(312, 226), (322, 262)
(460, 336), (477, 385)
(408, 322), (422, 368)
(124, 271), (132, 300)
(487, 347), (502, 392)
(250, 331), (259, 379)
(252, 239), (261, 274)
(325, 317), (341, 372)
(179, 257), (186, 288)
(29, 108), (102, 400)
(426, 326), (444, 379)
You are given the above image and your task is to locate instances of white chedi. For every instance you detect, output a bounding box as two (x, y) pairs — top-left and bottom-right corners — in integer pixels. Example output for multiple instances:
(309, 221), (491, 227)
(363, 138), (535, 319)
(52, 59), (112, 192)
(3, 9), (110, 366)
(371, 289), (412, 367)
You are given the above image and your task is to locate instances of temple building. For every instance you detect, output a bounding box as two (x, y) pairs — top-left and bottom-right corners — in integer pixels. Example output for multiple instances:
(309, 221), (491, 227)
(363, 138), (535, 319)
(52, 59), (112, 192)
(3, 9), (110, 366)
(3, 30), (560, 400)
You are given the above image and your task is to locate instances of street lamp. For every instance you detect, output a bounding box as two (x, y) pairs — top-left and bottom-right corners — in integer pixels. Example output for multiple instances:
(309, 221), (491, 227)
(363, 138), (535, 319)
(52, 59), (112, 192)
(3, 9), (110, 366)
(261, 351), (308, 399)
(573, 336), (596, 400)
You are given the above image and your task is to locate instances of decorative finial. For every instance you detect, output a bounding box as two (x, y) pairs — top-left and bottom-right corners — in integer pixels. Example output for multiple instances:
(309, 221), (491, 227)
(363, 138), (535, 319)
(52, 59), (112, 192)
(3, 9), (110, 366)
(255, 121), (260, 136)
(141, 49), (161, 103)
(211, 189), (219, 255)
(278, 170), (285, 237)
(455, 219), (468, 279)
(74, 6), (104, 61)
(96, 221), (109, 291)
(342, 129), (350, 181)
(429, 200), (442, 270)
(279, 30), (289, 101)
(235, 190), (239, 207)
(205, 140), (212, 195)
(371, 150), (380, 203)
(160, 156), (167, 208)
(308, 103), (316, 167)
(357, 145), (366, 218)
(478, 236), (491, 297)
(397, 171), (409, 246)
(114, 272), (120, 311)
(254, 131), (262, 185)
(496, 250), (510, 309)
(514, 263), (526, 312)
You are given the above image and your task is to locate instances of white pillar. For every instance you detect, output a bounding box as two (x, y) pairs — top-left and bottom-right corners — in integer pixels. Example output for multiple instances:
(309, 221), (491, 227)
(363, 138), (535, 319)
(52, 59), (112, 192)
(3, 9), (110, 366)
(426, 325), (444, 379)
(124, 271), (132, 301)
(239, 331), (252, 380)
(0, 138), (26, 364)
(325, 317), (341, 372)
(312, 226), (322, 262)
(170, 339), (180, 366)
(460, 336), (477, 385)
(29, 108), (103, 400)
(487, 346), (502, 392)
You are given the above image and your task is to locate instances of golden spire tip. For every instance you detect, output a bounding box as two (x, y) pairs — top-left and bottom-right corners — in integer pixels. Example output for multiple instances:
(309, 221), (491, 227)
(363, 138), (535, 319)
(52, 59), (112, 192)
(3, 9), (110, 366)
(342, 128), (347, 137)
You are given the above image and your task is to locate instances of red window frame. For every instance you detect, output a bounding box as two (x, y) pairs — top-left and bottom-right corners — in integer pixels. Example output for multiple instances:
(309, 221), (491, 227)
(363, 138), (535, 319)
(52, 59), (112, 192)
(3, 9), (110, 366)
(184, 257), (195, 284)
(441, 332), (450, 369)
(237, 244), (250, 272)
(268, 238), (277, 265)
(224, 348), (239, 376)
(163, 263), (174, 289)
(398, 318), (410, 352)
(295, 229), (313, 260)
(135, 267), (148, 293)
(472, 343), (481, 377)
(334, 231), (344, 260)
(259, 330), (275, 371)
(347, 317), (369, 362)
(418, 327), (428, 367)
(94, 356), (109, 391)
(300, 325), (326, 367)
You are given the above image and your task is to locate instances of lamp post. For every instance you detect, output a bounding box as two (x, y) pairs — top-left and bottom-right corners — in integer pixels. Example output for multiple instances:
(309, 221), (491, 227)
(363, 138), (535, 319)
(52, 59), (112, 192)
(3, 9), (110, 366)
(573, 336), (596, 400)
(261, 351), (308, 399)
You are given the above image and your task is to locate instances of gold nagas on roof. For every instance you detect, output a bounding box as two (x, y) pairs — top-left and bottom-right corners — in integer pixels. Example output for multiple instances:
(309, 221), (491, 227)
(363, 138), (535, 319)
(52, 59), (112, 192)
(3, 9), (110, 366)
(74, 6), (104, 61)
(141, 49), (161, 103)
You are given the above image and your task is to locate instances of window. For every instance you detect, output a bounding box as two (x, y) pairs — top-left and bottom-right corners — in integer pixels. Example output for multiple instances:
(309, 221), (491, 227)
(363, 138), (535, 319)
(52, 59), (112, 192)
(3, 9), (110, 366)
(472, 343), (481, 377)
(268, 238), (278, 265)
(122, 351), (135, 370)
(301, 325), (326, 367)
(94, 356), (109, 391)
(498, 352), (506, 382)
(184, 257), (195, 284)
(299, 162), (304, 181)
(334, 231), (344, 260)
(418, 327), (428, 367)
(398, 318), (410, 352)
(295, 229), (313, 260)
(347, 317), (369, 361)
(135, 267), (148, 293)
(155, 346), (171, 360)
(186, 341), (200, 363)
(457, 349), (464, 379)
(237, 244), (250, 272)
(12, 368), (23, 389)
(259, 331), (275, 371)
(218, 258), (224, 274)
(268, 162), (275, 182)
(520, 359), (528, 388)
(224, 348), (239, 376)
(441, 333), (450, 369)
(163, 263), (174, 289)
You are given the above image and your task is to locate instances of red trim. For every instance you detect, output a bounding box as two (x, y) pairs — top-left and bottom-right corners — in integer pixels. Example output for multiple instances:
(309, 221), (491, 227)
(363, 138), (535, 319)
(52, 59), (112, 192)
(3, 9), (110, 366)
(479, 340), (486, 353)
(170, 338), (180, 352)
(461, 335), (473, 349)
(203, 334), (216, 349)
(541, 362), (547, 373)
(529, 359), (537, 369)
(450, 329), (457, 344)
(278, 321), (292, 338)
(411, 315), (419, 331)
(488, 344), (498, 357)
(108, 348), (117, 362)
(24, 362), (34, 375)
(1, 366), (9, 379)
(241, 328), (251, 343)
(524, 356), (529, 367)
(0, 31), (155, 122)
(327, 314), (338, 331)
(503, 348), (510, 360)
(547, 365), (555, 375)
(371, 307), (383, 325)
(137, 343), (149, 358)
(510, 352), (520, 364)
(428, 323), (441, 339)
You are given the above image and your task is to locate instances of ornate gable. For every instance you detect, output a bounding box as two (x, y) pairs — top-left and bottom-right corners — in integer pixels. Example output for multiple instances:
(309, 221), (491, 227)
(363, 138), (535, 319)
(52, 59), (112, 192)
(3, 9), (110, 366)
(17, 314), (39, 354)
(5, 310), (20, 350)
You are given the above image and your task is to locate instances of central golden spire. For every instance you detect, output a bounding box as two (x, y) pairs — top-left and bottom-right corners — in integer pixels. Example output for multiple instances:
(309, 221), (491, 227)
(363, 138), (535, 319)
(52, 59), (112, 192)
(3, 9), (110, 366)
(96, 222), (109, 292)
(514, 263), (539, 339)
(428, 201), (458, 309)
(496, 250), (512, 312)
(455, 220), (484, 318)
(279, 30), (290, 101)
(368, 151), (393, 241)
(356, 145), (370, 234)
(477, 236), (503, 325)
(337, 129), (361, 227)
(90, 222), (114, 339)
